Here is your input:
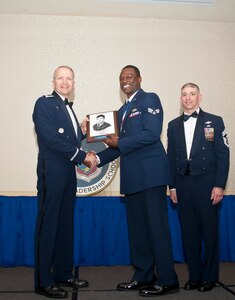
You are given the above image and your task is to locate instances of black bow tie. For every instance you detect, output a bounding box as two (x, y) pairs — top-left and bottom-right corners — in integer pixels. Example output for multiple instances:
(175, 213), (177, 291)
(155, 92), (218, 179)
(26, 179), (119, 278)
(64, 98), (73, 108)
(183, 111), (198, 122)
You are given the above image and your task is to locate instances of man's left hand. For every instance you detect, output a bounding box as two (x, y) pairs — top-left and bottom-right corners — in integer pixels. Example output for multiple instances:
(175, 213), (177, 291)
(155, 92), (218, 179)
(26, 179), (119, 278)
(104, 134), (119, 148)
(211, 187), (224, 205)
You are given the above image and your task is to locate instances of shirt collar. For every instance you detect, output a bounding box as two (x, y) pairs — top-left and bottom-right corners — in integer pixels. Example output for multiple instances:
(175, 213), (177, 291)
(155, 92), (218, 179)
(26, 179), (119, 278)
(184, 107), (200, 115)
(126, 90), (139, 103)
(54, 91), (70, 101)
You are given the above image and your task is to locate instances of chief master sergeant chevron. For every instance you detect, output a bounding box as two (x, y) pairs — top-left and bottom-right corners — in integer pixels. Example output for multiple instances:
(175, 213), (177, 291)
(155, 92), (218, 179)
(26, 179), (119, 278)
(32, 65), (97, 298)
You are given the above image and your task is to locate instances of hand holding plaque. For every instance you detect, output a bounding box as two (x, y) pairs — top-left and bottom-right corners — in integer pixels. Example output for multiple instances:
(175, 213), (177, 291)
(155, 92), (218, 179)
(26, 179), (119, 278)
(104, 134), (119, 148)
(86, 111), (119, 143)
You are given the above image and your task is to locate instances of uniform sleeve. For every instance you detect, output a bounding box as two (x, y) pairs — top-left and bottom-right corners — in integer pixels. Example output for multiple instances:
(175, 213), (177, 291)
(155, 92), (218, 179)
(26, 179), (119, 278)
(214, 117), (230, 188)
(97, 147), (120, 167)
(167, 121), (177, 188)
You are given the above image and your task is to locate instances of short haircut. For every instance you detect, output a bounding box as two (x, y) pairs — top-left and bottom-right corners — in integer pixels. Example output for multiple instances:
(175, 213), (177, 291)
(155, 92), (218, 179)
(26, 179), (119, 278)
(181, 82), (200, 92)
(53, 65), (75, 79)
(121, 65), (141, 77)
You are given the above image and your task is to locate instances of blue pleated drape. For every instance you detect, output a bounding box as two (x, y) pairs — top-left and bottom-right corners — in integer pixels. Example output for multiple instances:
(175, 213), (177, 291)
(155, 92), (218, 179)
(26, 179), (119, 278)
(73, 197), (130, 266)
(0, 195), (234, 267)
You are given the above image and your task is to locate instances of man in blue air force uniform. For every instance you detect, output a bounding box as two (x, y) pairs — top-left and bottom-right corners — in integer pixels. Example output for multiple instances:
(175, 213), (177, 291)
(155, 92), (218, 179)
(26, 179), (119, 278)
(33, 66), (96, 298)
(97, 65), (179, 297)
(167, 83), (229, 293)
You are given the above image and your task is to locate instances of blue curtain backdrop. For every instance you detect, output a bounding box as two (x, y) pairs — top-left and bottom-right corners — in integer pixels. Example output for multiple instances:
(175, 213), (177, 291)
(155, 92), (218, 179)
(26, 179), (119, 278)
(0, 195), (235, 267)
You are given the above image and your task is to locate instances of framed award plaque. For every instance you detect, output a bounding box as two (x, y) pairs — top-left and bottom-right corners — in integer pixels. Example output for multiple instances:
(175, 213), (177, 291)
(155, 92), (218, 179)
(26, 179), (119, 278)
(87, 111), (118, 143)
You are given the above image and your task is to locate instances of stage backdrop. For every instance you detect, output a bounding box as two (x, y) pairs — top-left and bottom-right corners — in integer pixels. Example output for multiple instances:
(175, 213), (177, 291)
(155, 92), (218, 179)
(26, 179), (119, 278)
(0, 195), (235, 267)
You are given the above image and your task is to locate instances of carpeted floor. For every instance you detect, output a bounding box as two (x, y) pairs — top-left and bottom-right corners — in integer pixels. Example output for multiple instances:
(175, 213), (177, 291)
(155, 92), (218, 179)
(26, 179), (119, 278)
(0, 263), (234, 299)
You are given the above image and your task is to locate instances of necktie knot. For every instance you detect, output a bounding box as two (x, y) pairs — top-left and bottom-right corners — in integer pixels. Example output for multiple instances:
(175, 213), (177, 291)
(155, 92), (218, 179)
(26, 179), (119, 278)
(64, 98), (73, 108)
(183, 111), (198, 122)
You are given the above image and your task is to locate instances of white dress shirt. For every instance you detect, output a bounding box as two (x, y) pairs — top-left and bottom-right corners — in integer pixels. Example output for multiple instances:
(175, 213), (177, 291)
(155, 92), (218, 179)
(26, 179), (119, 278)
(183, 108), (200, 159)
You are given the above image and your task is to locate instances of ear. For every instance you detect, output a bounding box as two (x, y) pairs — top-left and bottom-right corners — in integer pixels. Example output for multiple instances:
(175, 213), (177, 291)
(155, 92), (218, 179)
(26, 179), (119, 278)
(180, 95), (183, 105)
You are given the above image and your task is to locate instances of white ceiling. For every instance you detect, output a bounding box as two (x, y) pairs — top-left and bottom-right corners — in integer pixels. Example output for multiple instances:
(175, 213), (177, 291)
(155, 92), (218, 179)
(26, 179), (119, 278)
(0, 0), (235, 23)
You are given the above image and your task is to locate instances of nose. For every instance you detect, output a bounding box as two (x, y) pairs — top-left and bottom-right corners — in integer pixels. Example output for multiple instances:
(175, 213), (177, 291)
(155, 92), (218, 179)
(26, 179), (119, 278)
(120, 78), (125, 84)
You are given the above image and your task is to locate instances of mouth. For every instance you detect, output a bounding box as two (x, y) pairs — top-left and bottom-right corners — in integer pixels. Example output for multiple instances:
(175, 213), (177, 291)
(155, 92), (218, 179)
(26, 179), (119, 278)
(122, 84), (131, 89)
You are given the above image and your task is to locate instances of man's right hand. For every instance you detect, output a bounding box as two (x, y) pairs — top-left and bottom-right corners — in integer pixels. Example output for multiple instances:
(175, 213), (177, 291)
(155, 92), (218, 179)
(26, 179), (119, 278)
(170, 189), (178, 204)
(83, 151), (98, 168)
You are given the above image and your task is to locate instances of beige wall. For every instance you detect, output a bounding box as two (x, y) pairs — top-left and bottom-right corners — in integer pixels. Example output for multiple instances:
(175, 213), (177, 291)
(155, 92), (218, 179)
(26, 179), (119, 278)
(0, 14), (234, 195)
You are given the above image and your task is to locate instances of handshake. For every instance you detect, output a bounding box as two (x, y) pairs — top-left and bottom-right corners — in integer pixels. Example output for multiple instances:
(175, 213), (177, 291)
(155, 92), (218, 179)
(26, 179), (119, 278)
(83, 151), (99, 169)
(81, 134), (119, 169)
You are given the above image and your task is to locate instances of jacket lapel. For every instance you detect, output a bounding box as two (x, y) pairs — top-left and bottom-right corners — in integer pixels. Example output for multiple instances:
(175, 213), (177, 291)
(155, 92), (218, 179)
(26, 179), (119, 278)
(189, 110), (204, 158)
(178, 116), (188, 158)
(53, 91), (80, 141)
(121, 89), (142, 125)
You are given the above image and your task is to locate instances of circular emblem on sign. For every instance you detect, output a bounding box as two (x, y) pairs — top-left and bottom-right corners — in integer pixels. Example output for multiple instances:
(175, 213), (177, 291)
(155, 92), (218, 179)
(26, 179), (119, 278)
(76, 140), (119, 196)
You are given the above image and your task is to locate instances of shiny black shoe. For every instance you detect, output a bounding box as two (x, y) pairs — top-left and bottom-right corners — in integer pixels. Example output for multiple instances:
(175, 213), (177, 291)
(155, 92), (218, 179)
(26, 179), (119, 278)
(35, 286), (68, 298)
(184, 280), (201, 290)
(197, 281), (215, 292)
(139, 283), (179, 296)
(117, 279), (156, 291)
(57, 278), (88, 288)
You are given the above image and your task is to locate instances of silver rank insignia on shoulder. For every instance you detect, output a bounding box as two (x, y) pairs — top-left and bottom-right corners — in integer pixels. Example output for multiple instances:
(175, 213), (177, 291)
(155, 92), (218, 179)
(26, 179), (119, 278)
(222, 130), (229, 147)
(58, 128), (64, 134)
(45, 94), (54, 98)
(148, 108), (160, 115)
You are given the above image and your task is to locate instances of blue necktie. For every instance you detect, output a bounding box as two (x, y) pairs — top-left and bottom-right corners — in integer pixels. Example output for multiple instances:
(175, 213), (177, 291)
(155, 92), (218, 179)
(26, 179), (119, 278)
(121, 101), (130, 130)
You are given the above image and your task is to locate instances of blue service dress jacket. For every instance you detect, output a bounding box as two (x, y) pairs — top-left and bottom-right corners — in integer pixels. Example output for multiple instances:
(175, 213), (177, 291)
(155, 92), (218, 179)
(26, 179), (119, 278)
(167, 108), (229, 188)
(98, 89), (172, 195)
(33, 91), (86, 165)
